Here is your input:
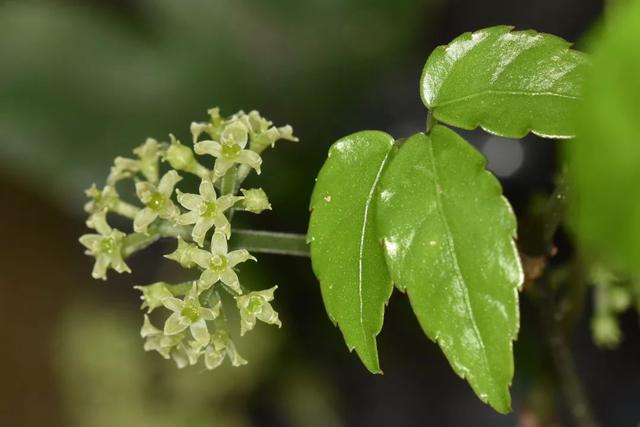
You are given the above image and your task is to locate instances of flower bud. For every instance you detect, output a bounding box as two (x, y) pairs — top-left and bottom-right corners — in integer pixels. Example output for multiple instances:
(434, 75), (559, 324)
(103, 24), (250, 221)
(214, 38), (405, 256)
(166, 135), (196, 170)
(164, 237), (199, 268)
(135, 282), (174, 313)
(236, 286), (281, 335)
(241, 188), (271, 214)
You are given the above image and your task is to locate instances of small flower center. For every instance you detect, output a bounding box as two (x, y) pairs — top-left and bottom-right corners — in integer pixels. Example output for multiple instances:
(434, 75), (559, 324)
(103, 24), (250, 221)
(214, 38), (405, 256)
(247, 296), (263, 314)
(181, 304), (200, 323)
(209, 254), (229, 272)
(147, 192), (165, 211)
(221, 143), (241, 160)
(200, 201), (218, 217)
(99, 237), (116, 254)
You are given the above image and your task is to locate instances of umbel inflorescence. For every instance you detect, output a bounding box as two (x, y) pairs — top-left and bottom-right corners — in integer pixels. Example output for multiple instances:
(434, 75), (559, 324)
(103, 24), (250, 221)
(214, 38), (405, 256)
(80, 107), (297, 370)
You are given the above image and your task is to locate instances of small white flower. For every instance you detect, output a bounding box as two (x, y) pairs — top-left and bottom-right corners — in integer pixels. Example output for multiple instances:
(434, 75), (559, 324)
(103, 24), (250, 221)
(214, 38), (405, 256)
(176, 179), (242, 245)
(134, 282), (173, 313)
(204, 329), (247, 370)
(79, 210), (130, 280)
(162, 283), (220, 346)
(194, 120), (262, 180)
(236, 286), (281, 335)
(140, 315), (200, 368)
(134, 170), (182, 233)
(190, 231), (256, 293)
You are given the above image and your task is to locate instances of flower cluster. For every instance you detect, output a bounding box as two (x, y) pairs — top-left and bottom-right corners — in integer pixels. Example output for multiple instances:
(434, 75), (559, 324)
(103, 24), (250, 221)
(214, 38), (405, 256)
(79, 107), (297, 370)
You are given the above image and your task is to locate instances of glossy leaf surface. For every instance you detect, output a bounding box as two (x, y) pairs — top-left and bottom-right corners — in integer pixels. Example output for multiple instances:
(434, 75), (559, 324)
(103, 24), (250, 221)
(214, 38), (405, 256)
(421, 26), (588, 139)
(567, 0), (640, 273)
(376, 127), (523, 412)
(308, 131), (395, 373)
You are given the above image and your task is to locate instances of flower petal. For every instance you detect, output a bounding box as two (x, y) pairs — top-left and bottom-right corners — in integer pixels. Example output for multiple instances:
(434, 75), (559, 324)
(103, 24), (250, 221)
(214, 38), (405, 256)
(177, 192), (203, 211)
(133, 207), (157, 233)
(111, 253), (131, 274)
(87, 210), (112, 235)
(189, 318), (210, 345)
(239, 311), (256, 336)
(204, 347), (225, 370)
(199, 179), (217, 201)
(91, 254), (110, 280)
(177, 210), (199, 226)
(213, 215), (231, 239)
(158, 170), (182, 196)
(257, 304), (281, 327)
(194, 140), (222, 157)
(79, 234), (102, 252)
(220, 269), (241, 293)
(159, 200), (180, 220)
(171, 346), (189, 368)
(141, 315), (162, 338)
(199, 269), (220, 290)
(164, 312), (190, 335)
(212, 158), (234, 179)
(228, 249), (256, 267)
(236, 150), (262, 174)
(226, 340), (248, 367)
(162, 297), (184, 312)
(211, 231), (228, 254)
(199, 305), (220, 321)
(193, 217), (216, 247)
(135, 181), (156, 204)
(222, 121), (249, 149)
(217, 195), (242, 211)
(191, 248), (212, 268)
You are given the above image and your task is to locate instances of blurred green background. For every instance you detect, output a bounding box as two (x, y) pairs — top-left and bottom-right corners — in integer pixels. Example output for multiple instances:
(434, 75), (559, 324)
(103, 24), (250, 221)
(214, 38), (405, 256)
(1, 0), (638, 426)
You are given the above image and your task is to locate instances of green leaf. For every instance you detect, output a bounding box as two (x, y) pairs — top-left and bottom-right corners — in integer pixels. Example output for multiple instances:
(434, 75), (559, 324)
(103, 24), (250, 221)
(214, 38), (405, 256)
(308, 131), (395, 373)
(376, 126), (523, 412)
(567, 0), (640, 274)
(421, 26), (588, 139)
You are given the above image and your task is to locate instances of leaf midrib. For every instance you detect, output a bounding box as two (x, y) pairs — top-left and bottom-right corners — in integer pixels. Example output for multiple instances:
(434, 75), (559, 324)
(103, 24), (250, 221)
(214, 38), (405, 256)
(432, 89), (579, 109)
(357, 148), (393, 347)
(424, 135), (494, 389)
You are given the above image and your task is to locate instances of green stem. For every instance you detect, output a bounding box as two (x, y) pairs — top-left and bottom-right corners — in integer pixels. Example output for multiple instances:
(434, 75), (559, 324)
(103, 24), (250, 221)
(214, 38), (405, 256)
(426, 110), (435, 133)
(537, 282), (600, 427)
(230, 229), (309, 257)
(122, 221), (190, 258)
(221, 166), (238, 196)
(523, 168), (599, 427)
(113, 201), (140, 219)
(190, 162), (211, 180)
(122, 221), (308, 259)
(236, 164), (251, 188)
(542, 172), (568, 248)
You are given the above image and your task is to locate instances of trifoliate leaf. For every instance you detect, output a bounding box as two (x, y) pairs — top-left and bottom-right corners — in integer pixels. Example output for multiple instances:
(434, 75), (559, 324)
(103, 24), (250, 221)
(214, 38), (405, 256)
(421, 26), (588, 138)
(376, 126), (523, 413)
(308, 131), (395, 373)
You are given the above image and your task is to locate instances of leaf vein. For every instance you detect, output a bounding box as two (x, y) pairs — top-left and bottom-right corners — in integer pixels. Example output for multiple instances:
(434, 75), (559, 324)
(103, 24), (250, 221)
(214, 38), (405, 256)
(425, 136), (494, 386)
(357, 149), (392, 345)
(433, 89), (579, 108)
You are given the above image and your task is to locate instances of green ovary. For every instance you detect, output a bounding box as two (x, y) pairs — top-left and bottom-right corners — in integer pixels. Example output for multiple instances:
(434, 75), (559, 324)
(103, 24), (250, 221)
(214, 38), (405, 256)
(247, 296), (263, 314)
(200, 201), (218, 217)
(147, 192), (165, 210)
(209, 254), (229, 272)
(181, 304), (200, 323)
(100, 237), (116, 254)
(221, 143), (241, 160)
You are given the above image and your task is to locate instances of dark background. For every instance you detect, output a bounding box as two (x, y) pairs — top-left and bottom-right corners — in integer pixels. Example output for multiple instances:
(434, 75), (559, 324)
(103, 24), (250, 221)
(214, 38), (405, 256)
(1, 0), (638, 426)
